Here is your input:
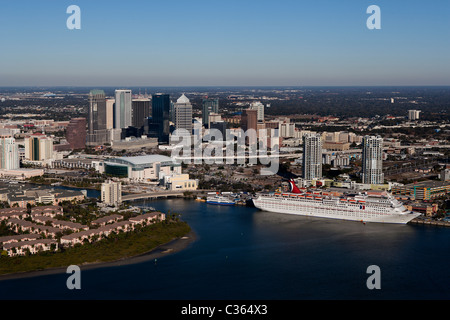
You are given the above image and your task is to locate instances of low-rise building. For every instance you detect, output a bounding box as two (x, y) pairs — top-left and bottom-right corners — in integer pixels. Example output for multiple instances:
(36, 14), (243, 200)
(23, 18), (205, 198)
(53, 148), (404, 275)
(6, 218), (61, 238)
(91, 214), (123, 227)
(31, 205), (63, 218)
(163, 174), (198, 191)
(392, 180), (450, 200)
(406, 202), (438, 217)
(3, 239), (58, 257)
(0, 207), (29, 221)
(51, 220), (89, 232)
(0, 234), (41, 245)
(129, 212), (165, 226)
(61, 212), (166, 247)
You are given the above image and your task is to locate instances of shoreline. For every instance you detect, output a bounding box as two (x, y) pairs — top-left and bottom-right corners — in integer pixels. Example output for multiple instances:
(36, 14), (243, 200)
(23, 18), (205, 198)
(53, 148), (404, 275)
(0, 230), (197, 282)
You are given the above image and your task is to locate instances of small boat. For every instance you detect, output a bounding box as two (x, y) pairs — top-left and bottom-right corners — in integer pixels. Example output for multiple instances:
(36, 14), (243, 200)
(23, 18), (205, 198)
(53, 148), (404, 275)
(206, 196), (235, 206)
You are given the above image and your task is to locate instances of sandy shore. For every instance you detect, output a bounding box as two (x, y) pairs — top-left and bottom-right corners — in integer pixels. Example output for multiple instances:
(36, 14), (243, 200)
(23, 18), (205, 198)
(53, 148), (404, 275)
(0, 230), (196, 281)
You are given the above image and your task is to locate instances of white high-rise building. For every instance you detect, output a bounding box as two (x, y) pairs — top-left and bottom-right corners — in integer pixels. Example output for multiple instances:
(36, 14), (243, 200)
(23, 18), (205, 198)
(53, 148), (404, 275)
(114, 89), (132, 129)
(361, 135), (384, 184)
(408, 110), (421, 121)
(106, 99), (115, 130)
(0, 135), (19, 170)
(250, 101), (265, 122)
(101, 180), (122, 206)
(174, 94), (192, 135)
(302, 133), (322, 180)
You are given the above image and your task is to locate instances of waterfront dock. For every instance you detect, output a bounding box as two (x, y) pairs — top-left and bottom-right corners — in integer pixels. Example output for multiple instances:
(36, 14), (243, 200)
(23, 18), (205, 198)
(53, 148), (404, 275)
(409, 217), (450, 227)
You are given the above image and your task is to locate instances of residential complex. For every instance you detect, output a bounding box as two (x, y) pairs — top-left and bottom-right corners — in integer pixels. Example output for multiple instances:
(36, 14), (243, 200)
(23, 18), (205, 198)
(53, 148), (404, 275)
(302, 133), (322, 180)
(0, 135), (19, 170)
(361, 135), (384, 185)
(101, 180), (122, 206)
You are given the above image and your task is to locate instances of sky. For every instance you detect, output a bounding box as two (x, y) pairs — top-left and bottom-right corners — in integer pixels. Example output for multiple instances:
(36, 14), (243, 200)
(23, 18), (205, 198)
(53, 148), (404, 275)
(0, 0), (449, 87)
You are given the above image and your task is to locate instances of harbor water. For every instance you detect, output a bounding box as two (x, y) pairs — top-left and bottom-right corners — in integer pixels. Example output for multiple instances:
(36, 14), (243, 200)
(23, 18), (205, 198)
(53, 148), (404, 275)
(1, 197), (450, 300)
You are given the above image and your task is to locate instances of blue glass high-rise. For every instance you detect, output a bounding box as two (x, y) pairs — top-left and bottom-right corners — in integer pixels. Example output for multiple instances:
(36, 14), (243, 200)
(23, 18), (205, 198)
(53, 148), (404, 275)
(151, 94), (170, 143)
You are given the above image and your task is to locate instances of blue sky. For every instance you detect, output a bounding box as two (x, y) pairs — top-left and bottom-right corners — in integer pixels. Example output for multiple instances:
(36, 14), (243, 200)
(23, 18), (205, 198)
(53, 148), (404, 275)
(0, 0), (449, 86)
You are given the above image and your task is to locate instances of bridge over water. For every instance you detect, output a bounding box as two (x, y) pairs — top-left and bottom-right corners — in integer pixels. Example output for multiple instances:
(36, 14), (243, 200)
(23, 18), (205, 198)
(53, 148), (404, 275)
(121, 189), (213, 202)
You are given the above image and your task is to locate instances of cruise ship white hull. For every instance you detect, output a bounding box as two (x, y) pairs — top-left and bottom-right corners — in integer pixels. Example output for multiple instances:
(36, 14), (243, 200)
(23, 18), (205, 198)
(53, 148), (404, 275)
(253, 195), (421, 224)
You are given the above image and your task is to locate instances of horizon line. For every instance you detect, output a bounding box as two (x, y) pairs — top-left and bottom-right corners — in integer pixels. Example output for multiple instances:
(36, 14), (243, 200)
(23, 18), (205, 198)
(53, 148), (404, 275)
(1, 85), (450, 88)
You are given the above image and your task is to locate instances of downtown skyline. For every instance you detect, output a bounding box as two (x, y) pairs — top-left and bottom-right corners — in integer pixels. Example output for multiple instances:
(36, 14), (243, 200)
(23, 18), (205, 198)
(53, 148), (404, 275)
(0, 0), (450, 87)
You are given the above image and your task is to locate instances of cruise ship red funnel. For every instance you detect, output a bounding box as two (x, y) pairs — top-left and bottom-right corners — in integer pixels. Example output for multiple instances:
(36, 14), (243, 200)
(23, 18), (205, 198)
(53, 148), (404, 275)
(289, 179), (301, 193)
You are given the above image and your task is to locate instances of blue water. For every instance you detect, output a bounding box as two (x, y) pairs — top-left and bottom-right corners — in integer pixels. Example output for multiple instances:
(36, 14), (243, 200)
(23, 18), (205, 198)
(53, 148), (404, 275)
(1, 198), (450, 300)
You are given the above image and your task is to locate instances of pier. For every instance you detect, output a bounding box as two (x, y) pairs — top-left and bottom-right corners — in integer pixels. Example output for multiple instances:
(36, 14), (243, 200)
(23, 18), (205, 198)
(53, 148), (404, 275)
(409, 217), (450, 227)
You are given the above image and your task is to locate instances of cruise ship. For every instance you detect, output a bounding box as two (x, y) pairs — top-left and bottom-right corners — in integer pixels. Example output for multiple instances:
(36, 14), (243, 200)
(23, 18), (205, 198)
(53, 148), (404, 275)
(252, 179), (421, 224)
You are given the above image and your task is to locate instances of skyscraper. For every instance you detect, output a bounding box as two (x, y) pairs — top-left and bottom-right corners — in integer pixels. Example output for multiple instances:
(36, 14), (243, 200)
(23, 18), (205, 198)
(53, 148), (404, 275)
(66, 118), (86, 150)
(131, 98), (151, 128)
(88, 90), (107, 134)
(151, 94), (170, 143)
(87, 90), (109, 145)
(0, 135), (19, 170)
(106, 99), (115, 130)
(24, 133), (53, 162)
(114, 89), (132, 129)
(361, 135), (384, 184)
(202, 98), (219, 128)
(250, 101), (264, 122)
(241, 109), (258, 132)
(302, 133), (322, 180)
(174, 94), (192, 134)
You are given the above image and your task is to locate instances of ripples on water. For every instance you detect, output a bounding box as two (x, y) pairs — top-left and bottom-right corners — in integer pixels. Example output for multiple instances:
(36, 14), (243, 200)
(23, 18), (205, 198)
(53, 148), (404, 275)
(1, 198), (449, 300)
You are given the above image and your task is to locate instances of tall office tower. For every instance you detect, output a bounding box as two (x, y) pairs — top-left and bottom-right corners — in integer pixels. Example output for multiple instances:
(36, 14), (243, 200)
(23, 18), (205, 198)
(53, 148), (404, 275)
(408, 110), (421, 121)
(151, 93), (170, 143)
(250, 101), (264, 122)
(106, 99), (115, 130)
(24, 133), (53, 161)
(87, 90), (109, 145)
(202, 98), (219, 128)
(361, 135), (384, 185)
(66, 118), (86, 150)
(114, 89), (132, 129)
(131, 98), (151, 128)
(101, 180), (122, 206)
(241, 109), (258, 132)
(0, 135), (19, 170)
(88, 90), (107, 133)
(174, 94), (193, 134)
(302, 133), (322, 180)
(170, 101), (175, 123)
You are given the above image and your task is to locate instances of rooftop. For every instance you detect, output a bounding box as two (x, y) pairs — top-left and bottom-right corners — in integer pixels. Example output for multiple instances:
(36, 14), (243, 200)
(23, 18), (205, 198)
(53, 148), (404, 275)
(406, 180), (450, 189)
(177, 94), (190, 104)
(107, 154), (175, 167)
